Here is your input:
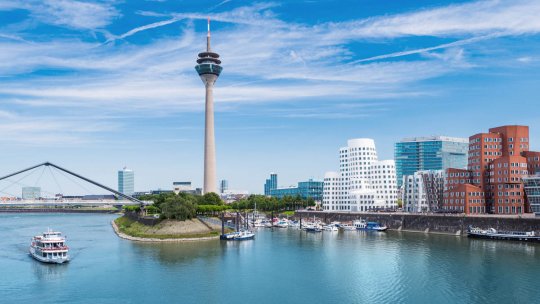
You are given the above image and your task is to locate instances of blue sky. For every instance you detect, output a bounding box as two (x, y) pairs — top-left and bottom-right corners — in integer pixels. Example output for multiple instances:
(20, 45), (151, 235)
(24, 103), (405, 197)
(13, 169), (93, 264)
(0, 0), (539, 196)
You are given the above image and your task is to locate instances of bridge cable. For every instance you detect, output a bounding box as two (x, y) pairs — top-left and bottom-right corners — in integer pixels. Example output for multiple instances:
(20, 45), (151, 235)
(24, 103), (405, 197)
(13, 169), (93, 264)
(0, 167), (40, 194)
(51, 166), (94, 195)
(33, 166), (47, 187)
(0, 174), (61, 198)
(47, 165), (63, 195)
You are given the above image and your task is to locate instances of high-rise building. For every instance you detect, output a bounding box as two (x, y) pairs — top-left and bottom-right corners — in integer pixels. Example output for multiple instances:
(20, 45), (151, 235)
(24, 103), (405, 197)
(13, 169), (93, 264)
(268, 179), (324, 201)
(220, 179), (228, 194)
(395, 136), (468, 187)
(323, 138), (398, 212)
(22, 186), (41, 200)
(118, 167), (134, 197)
(264, 173), (278, 196)
(443, 125), (540, 214)
(195, 18), (222, 194)
(402, 170), (445, 212)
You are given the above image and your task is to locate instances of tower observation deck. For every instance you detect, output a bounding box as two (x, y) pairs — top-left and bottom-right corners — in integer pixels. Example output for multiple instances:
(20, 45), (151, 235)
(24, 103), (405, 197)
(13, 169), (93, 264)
(195, 18), (222, 194)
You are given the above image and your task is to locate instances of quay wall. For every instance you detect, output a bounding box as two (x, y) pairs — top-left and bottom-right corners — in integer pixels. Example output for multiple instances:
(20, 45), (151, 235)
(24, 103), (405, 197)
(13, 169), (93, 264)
(296, 211), (540, 235)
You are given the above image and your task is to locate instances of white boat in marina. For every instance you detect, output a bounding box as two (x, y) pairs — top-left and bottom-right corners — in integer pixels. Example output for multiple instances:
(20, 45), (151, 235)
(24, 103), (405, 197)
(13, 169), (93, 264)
(275, 219), (289, 228)
(303, 222), (322, 232)
(340, 223), (356, 231)
(322, 225), (338, 231)
(354, 219), (388, 231)
(29, 229), (69, 264)
(233, 230), (255, 240)
(253, 219), (267, 228)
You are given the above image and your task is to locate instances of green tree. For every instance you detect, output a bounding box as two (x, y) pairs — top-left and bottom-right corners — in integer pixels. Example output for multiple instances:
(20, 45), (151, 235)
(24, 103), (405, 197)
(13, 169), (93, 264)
(160, 194), (197, 220)
(201, 192), (223, 205)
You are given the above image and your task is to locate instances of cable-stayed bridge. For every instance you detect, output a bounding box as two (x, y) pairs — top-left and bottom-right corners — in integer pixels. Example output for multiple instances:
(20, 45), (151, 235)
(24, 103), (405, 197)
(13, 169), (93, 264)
(0, 162), (145, 207)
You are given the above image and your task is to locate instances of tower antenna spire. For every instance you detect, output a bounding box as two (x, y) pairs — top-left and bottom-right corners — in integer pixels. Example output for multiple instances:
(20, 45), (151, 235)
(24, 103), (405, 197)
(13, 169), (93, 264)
(207, 17), (211, 52)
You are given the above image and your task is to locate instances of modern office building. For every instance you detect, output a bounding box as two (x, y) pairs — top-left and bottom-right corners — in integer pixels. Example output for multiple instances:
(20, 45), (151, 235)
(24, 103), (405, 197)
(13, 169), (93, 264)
(118, 167), (134, 197)
(443, 125), (540, 214)
(268, 179), (323, 201)
(220, 180), (228, 194)
(195, 18), (222, 194)
(402, 170), (444, 212)
(524, 173), (540, 215)
(264, 173), (278, 196)
(395, 136), (468, 187)
(22, 187), (41, 200)
(173, 182), (192, 194)
(323, 138), (398, 212)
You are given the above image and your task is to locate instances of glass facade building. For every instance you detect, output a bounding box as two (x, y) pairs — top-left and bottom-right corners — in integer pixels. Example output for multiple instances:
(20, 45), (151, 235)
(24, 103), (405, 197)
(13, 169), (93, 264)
(269, 179), (324, 201)
(395, 136), (468, 187)
(264, 173), (277, 195)
(118, 167), (134, 197)
(220, 180), (228, 193)
(524, 175), (540, 215)
(22, 187), (41, 200)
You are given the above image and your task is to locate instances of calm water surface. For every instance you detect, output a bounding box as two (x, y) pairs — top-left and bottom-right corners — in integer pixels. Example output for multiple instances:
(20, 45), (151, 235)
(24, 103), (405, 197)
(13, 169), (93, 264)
(0, 213), (539, 303)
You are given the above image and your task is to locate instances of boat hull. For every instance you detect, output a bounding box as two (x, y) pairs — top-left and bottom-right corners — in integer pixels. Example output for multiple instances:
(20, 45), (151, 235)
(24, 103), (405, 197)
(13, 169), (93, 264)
(233, 235), (255, 241)
(467, 233), (540, 242)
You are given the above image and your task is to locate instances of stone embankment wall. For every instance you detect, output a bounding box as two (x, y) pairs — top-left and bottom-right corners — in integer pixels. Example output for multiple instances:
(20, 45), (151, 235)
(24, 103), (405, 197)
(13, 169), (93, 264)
(296, 211), (540, 235)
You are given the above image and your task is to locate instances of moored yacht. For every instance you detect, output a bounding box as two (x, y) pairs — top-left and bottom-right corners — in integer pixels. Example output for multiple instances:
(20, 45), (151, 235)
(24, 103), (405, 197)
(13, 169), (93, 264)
(29, 229), (69, 264)
(467, 226), (540, 242)
(354, 220), (387, 231)
(275, 219), (289, 228)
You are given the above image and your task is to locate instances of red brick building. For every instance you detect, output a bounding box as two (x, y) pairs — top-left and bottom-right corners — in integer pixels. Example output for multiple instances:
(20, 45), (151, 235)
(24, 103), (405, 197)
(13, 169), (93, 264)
(443, 125), (538, 214)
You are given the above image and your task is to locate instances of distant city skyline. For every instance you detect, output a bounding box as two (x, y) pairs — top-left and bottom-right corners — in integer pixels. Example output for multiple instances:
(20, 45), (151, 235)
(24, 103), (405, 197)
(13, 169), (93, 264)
(0, 1), (539, 194)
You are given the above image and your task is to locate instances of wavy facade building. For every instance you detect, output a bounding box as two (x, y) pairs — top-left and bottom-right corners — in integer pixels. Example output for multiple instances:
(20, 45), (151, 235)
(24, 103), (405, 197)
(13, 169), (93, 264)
(323, 138), (398, 212)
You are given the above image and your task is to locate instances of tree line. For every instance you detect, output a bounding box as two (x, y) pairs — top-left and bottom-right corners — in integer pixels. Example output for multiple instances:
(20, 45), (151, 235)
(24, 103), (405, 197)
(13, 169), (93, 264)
(124, 192), (316, 221)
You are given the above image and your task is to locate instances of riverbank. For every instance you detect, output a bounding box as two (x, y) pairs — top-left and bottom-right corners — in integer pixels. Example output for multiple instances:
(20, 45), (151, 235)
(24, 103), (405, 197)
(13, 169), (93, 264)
(112, 216), (221, 242)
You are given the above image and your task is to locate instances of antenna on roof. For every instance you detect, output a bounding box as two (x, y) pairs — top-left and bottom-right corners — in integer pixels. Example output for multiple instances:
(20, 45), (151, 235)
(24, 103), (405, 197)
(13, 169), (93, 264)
(206, 17), (211, 52)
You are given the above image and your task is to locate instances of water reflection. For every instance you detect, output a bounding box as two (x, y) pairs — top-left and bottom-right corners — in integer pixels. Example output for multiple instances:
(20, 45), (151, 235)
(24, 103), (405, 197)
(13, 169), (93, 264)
(31, 259), (68, 280)
(131, 240), (222, 265)
(467, 238), (537, 256)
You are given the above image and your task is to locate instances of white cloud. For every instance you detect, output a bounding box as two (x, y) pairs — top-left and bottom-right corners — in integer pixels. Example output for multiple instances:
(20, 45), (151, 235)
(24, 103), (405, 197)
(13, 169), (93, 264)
(0, 0), (539, 122)
(0, 0), (119, 30)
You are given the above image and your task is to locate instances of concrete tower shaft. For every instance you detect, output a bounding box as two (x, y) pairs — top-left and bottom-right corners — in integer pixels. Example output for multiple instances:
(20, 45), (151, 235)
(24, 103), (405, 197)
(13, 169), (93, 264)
(195, 18), (222, 194)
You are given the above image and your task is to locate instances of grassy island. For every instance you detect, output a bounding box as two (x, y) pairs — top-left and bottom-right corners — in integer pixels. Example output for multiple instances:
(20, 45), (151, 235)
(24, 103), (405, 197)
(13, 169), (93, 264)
(112, 191), (317, 241)
(113, 216), (223, 240)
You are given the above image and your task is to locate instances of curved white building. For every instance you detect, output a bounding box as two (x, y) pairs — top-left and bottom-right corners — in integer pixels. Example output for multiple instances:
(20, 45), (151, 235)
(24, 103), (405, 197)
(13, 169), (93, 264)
(323, 138), (397, 212)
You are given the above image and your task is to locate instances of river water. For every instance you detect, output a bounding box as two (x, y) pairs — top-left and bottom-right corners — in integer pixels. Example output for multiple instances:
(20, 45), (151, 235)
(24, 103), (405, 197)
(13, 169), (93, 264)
(0, 213), (538, 303)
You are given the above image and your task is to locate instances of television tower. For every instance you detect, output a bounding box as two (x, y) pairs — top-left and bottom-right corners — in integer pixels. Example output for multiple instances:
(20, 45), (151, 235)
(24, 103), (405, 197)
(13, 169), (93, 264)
(195, 18), (222, 194)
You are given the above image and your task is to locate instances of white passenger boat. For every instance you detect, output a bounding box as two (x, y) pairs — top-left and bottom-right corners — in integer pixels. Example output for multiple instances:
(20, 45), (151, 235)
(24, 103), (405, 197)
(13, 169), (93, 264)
(467, 226), (540, 242)
(29, 229), (69, 264)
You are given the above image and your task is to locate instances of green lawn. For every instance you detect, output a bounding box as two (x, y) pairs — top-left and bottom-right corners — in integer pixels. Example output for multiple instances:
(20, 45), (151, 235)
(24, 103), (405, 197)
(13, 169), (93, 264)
(114, 216), (220, 239)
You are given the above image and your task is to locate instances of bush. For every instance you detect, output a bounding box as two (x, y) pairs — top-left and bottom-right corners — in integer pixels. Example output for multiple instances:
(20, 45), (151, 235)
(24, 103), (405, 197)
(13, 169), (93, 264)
(123, 205), (141, 212)
(145, 205), (160, 215)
